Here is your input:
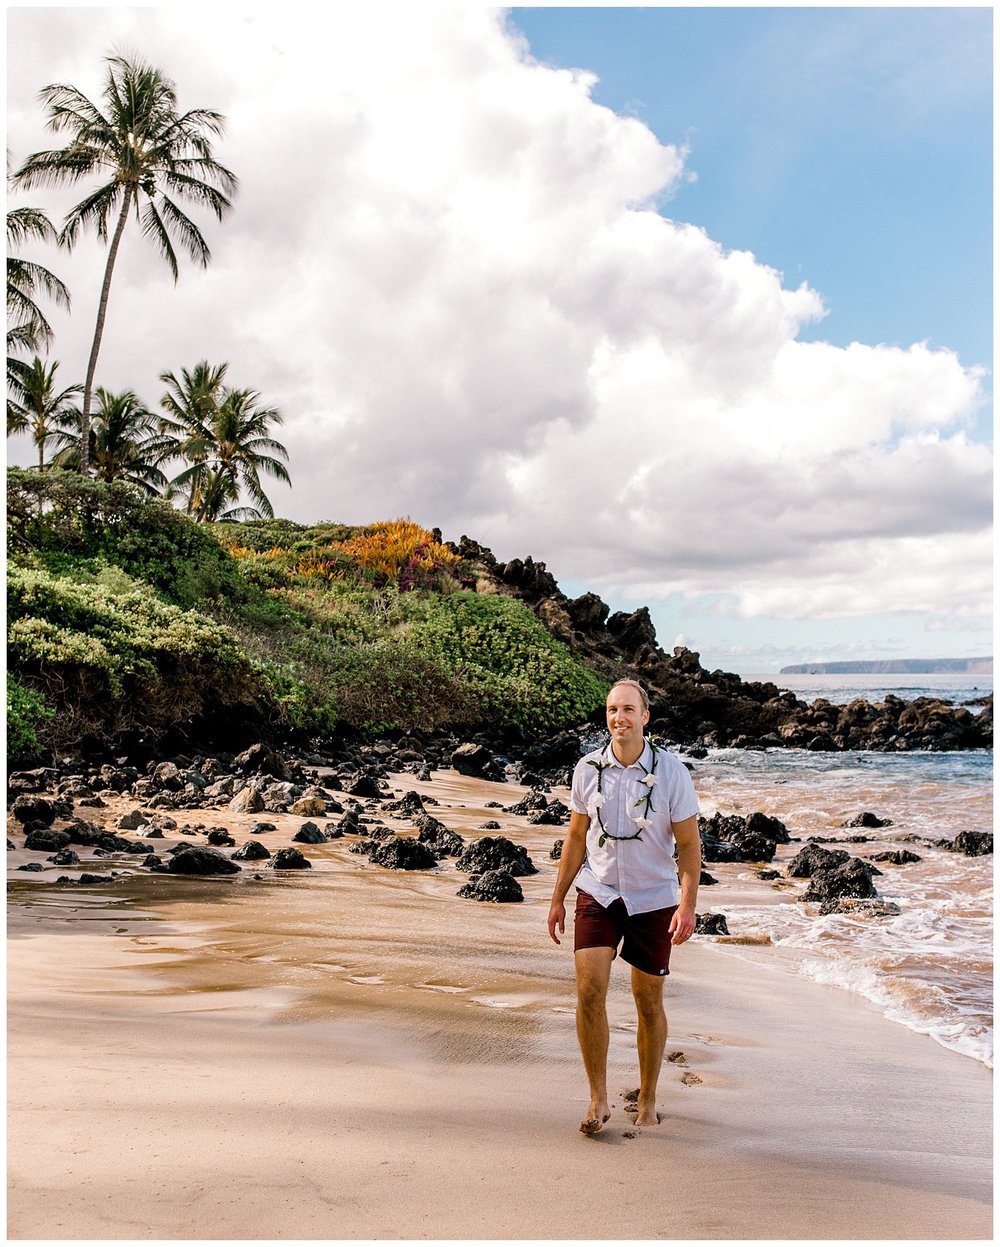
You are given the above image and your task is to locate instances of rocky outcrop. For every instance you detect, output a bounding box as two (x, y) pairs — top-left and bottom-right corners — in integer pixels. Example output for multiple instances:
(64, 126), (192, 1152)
(450, 536), (992, 753)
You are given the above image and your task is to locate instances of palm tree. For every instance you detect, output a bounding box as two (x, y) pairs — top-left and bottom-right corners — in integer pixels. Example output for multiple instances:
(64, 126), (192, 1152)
(159, 363), (290, 520)
(6, 355), (82, 469)
(12, 52), (238, 475)
(51, 387), (169, 493)
(7, 206), (71, 401)
(158, 359), (229, 513)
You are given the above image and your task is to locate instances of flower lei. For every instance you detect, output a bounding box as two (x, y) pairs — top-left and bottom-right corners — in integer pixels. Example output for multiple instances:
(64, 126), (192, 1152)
(586, 738), (660, 849)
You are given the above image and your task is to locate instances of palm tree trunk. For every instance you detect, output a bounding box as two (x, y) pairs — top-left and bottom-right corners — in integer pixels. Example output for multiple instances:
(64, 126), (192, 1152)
(79, 196), (131, 477)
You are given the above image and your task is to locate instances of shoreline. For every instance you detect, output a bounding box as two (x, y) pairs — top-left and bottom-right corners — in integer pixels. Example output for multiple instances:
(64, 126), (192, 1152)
(7, 766), (993, 1241)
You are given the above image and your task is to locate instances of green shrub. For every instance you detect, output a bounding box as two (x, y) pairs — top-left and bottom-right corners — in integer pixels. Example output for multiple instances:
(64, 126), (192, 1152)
(410, 592), (607, 728)
(7, 468), (248, 608)
(7, 676), (54, 759)
(7, 563), (267, 745)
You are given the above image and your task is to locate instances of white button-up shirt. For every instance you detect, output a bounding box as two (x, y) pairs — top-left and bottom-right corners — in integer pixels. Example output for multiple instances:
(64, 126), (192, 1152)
(570, 739), (700, 915)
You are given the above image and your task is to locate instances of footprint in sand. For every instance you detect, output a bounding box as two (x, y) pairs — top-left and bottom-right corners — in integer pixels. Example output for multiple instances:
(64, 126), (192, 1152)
(667, 1049), (688, 1065)
(620, 1093), (663, 1128)
(680, 1070), (704, 1087)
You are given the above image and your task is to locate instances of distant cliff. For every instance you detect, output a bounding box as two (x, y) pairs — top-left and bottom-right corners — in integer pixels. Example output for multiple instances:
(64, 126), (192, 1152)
(780, 658), (993, 675)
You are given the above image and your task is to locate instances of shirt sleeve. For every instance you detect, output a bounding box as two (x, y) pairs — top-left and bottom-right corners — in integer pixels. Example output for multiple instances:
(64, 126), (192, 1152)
(570, 757), (592, 816)
(664, 755), (700, 823)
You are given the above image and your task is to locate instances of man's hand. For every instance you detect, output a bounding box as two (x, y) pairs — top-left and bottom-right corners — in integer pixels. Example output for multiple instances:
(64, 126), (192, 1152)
(547, 898), (566, 945)
(669, 902), (697, 946)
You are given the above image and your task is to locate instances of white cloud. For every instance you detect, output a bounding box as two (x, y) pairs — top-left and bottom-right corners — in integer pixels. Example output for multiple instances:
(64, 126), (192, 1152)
(6, 4), (991, 633)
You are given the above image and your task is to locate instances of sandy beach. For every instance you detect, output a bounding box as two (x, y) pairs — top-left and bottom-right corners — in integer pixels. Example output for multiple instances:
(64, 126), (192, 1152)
(7, 765), (993, 1241)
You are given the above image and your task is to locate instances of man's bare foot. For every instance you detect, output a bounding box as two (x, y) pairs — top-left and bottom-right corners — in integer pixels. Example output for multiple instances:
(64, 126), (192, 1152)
(579, 1099), (611, 1135)
(634, 1101), (661, 1127)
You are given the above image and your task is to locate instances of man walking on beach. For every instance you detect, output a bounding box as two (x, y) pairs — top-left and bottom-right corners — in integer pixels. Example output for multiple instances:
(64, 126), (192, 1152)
(547, 679), (701, 1135)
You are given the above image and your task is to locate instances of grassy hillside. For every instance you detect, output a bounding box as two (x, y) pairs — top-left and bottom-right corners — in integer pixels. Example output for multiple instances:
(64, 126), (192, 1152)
(6, 469), (608, 760)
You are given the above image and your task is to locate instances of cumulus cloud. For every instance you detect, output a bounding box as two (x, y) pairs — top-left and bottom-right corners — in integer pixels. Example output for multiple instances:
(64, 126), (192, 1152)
(6, 4), (991, 632)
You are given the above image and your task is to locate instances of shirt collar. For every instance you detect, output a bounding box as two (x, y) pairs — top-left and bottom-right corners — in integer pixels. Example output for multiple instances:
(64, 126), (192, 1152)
(604, 739), (653, 771)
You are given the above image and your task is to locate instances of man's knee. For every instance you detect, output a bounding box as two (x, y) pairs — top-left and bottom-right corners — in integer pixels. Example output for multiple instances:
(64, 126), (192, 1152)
(631, 973), (666, 1025)
(575, 948), (613, 1010)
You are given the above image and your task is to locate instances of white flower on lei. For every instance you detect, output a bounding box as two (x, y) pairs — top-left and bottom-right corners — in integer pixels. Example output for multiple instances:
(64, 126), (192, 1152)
(640, 772), (658, 786)
(633, 815), (649, 831)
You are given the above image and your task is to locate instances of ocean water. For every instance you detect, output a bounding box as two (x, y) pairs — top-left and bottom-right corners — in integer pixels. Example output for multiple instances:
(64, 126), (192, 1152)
(743, 671), (992, 707)
(689, 743), (993, 1069)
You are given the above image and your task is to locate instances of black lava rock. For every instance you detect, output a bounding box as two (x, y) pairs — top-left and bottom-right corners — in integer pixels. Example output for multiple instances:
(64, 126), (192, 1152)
(232, 840), (272, 861)
(167, 845), (242, 876)
(802, 858), (880, 903)
(867, 849), (922, 865)
(457, 870), (524, 902)
(786, 843), (851, 878)
(414, 814), (465, 857)
(451, 743), (503, 782)
(455, 836), (537, 877)
(695, 913), (730, 936)
(270, 847), (312, 870)
(846, 812), (894, 828)
(293, 822), (327, 844)
(11, 795), (72, 825)
(947, 830), (993, 857)
(23, 828), (72, 852)
(370, 837), (439, 871)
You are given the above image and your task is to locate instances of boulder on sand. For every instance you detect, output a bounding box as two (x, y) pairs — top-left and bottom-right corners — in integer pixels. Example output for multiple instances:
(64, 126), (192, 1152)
(457, 869), (523, 902)
(455, 835), (537, 877)
(167, 845), (241, 876)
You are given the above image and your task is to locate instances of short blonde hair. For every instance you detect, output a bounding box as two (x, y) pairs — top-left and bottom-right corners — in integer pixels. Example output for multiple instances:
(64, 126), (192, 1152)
(608, 678), (649, 711)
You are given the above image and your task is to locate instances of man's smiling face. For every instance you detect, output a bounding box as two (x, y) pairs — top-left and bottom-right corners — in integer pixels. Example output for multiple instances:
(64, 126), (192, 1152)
(606, 683), (649, 751)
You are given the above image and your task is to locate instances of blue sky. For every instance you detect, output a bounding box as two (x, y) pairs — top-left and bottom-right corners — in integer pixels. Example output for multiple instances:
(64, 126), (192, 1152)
(6, 5), (993, 675)
(508, 4), (993, 670)
(510, 5), (993, 433)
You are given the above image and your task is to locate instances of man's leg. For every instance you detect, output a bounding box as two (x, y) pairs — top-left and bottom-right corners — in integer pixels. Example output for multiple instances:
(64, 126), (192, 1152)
(631, 965), (667, 1127)
(574, 946), (615, 1134)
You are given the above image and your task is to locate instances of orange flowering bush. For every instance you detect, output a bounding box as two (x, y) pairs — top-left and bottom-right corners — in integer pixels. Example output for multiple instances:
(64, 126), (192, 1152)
(312, 519), (461, 589)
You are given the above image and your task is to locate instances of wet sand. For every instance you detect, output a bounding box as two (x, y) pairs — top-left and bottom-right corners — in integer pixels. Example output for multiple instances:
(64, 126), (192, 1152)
(6, 767), (993, 1240)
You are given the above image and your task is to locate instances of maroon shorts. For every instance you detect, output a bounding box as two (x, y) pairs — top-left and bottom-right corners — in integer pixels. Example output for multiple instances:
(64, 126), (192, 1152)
(573, 890), (677, 977)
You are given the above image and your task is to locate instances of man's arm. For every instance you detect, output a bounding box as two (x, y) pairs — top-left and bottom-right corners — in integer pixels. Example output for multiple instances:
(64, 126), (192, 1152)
(547, 810), (590, 944)
(669, 815), (701, 945)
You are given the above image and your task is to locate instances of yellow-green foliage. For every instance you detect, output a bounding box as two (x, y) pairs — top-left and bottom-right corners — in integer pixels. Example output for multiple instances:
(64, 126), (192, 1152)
(7, 564), (264, 746)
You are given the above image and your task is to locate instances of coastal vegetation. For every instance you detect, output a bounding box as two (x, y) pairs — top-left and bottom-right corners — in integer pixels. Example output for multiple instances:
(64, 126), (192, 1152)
(6, 469), (609, 759)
